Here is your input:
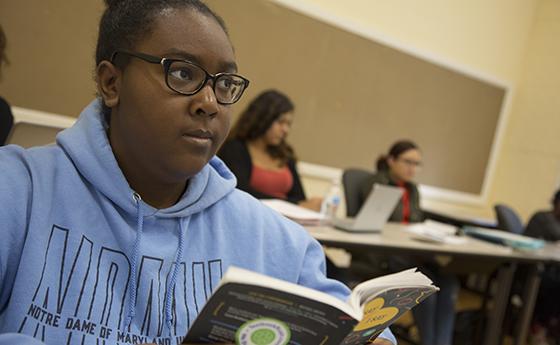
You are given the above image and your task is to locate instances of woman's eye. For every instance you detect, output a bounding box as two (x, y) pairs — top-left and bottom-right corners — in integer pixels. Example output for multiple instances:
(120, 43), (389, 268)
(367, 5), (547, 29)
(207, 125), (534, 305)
(170, 68), (194, 81)
(216, 77), (233, 89)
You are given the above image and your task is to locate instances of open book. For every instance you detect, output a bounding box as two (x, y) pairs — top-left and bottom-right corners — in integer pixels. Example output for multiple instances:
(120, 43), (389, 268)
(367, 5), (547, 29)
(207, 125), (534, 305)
(182, 267), (438, 345)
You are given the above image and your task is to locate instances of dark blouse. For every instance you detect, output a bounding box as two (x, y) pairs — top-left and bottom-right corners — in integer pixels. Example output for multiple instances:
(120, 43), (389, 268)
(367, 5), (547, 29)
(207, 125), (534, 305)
(525, 211), (560, 242)
(217, 139), (306, 204)
(0, 96), (14, 145)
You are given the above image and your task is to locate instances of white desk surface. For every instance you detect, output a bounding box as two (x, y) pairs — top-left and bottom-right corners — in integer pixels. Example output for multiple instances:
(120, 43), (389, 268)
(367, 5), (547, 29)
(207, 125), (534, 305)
(306, 223), (543, 262)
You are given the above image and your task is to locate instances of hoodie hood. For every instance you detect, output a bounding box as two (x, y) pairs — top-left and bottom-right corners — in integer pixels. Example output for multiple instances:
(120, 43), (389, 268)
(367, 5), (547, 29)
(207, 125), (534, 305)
(0, 100), (397, 345)
(57, 99), (236, 218)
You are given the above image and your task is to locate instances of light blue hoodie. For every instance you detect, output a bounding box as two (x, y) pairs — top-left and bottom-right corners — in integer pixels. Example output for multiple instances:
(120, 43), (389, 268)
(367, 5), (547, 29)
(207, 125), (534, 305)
(0, 100), (395, 344)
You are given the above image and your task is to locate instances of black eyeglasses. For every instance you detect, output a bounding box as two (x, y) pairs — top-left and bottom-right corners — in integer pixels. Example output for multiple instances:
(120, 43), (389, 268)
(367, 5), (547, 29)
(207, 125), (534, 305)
(397, 158), (423, 168)
(110, 50), (250, 105)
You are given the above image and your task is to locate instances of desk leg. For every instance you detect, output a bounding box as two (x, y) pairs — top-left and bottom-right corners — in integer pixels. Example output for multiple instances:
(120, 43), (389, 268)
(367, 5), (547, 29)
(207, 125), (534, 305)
(483, 263), (516, 345)
(513, 263), (543, 345)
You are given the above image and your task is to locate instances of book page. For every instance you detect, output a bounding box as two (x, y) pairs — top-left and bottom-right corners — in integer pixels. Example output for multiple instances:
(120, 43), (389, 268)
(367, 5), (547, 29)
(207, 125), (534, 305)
(349, 268), (435, 309)
(341, 286), (436, 345)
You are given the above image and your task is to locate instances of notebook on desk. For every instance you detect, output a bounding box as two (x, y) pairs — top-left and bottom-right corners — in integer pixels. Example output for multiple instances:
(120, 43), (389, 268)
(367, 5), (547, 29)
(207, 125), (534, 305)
(333, 184), (403, 232)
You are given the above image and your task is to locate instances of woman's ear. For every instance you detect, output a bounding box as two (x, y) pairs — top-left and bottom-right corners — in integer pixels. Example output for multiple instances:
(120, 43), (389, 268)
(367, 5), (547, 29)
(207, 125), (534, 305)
(96, 61), (121, 108)
(387, 156), (396, 169)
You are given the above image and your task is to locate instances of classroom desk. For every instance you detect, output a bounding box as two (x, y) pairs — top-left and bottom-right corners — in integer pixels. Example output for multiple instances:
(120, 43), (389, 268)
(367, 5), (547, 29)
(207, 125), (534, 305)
(306, 223), (545, 345)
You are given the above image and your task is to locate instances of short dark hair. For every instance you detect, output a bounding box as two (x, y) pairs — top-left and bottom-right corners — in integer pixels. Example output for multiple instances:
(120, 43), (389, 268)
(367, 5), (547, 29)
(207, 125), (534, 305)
(0, 25), (9, 78)
(230, 89), (296, 163)
(96, 0), (228, 122)
(376, 140), (419, 171)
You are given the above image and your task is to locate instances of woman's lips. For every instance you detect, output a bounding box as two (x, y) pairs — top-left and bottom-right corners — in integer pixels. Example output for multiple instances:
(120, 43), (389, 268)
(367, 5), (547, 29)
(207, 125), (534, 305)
(182, 129), (213, 146)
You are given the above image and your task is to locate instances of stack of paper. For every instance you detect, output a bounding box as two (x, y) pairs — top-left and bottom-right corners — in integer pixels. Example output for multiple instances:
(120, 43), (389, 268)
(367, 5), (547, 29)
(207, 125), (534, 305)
(406, 220), (466, 245)
(261, 199), (327, 225)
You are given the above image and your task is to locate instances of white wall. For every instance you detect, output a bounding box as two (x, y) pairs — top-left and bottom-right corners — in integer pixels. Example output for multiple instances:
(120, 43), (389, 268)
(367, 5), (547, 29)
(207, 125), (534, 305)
(274, 0), (538, 84)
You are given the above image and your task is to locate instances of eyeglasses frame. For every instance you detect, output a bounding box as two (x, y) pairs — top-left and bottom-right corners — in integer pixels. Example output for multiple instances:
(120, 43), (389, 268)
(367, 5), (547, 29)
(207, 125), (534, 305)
(110, 50), (250, 105)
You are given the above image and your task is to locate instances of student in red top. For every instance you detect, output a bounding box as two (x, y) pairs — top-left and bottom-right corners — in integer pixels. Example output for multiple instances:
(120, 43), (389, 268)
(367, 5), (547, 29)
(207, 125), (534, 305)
(355, 140), (460, 345)
(218, 89), (322, 211)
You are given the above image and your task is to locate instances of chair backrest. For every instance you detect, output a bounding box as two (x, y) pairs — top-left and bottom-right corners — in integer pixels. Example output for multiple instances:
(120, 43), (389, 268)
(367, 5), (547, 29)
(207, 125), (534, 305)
(494, 204), (524, 234)
(5, 122), (64, 148)
(342, 168), (375, 217)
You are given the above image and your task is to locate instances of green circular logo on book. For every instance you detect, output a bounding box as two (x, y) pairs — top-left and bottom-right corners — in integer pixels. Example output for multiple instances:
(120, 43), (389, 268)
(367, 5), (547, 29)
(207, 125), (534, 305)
(236, 318), (291, 345)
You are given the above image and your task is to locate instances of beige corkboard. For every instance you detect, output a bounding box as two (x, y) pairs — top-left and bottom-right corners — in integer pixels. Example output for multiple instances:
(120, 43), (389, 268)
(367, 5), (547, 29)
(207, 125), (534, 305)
(0, 0), (505, 194)
(0, 1), (104, 116)
(206, 0), (505, 194)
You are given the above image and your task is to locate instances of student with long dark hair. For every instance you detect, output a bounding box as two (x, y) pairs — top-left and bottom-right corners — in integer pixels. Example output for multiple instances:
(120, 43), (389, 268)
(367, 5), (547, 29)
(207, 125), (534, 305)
(0, 1), (395, 344)
(219, 89), (323, 211)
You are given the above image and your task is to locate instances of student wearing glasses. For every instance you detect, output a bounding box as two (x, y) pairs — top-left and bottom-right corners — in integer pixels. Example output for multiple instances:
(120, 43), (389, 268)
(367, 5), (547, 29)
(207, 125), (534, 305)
(218, 90), (323, 211)
(359, 140), (424, 223)
(355, 140), (459, 345)
(0, 1), (395, 344)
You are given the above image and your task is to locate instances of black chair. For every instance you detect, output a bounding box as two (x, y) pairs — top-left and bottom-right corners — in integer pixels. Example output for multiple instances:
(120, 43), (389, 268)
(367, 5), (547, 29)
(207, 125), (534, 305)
(480, 204), (526, 340)
(341, 168), (374, 217)
(494, 204), (524, 234)
(329, 168), (374, 280)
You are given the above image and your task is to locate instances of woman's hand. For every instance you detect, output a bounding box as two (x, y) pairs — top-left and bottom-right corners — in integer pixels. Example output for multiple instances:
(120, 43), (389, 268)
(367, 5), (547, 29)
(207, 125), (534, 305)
(298, 197), (323, 212)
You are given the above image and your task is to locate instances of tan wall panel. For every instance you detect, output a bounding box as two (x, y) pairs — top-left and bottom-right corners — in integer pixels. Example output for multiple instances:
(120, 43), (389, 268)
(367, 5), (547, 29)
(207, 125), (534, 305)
(207, 0), (505, 194)
(0, 0), (103, 117)
(0, 0), (505, 194)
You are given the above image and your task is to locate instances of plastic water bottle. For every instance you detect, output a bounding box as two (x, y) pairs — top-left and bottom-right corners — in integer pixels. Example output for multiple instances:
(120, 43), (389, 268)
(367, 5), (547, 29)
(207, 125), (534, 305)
(321, 181), (341, 221)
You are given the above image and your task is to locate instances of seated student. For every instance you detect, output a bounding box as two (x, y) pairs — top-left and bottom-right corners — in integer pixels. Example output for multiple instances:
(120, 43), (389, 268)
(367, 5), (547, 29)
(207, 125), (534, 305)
(0, 25), (14, 146)
(358, 140), (425, 223)
(218, 89), (323, 211)
(525, 189), (560, 344)
(0, 1), (395, 344)
(354, 140), (458, 345)
(525, 189), (560, 242)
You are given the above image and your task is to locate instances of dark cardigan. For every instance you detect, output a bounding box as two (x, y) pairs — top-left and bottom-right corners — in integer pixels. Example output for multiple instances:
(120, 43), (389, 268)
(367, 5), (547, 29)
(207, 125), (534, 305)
(0, 97), (14, 145)
(217, 139), (306, 204)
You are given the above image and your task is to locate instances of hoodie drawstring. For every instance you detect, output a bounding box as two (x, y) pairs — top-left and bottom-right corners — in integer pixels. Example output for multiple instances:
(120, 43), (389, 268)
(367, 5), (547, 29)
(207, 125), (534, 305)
(125, 192), (144, 330)
(125, 193), (189, 336)
(164, 217), (189, 335)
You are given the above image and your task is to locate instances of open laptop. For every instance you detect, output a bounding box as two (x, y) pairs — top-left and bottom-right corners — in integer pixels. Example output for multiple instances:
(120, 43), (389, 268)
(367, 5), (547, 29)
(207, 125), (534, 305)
(333, 184), (403, 232)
